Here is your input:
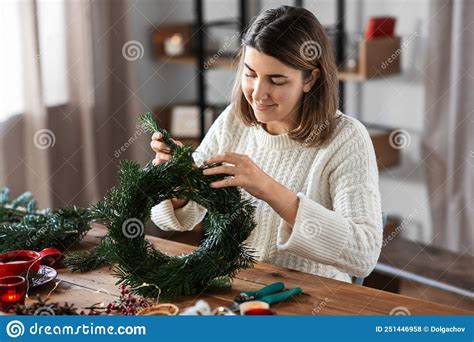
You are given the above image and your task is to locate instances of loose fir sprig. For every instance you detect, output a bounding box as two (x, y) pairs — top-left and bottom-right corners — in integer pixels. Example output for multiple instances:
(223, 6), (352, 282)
(0, 187), (92, 253)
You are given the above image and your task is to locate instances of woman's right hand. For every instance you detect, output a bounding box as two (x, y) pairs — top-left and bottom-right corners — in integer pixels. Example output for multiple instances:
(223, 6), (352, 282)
(150, 132), (187, 209)
(150, 132), (183, 166)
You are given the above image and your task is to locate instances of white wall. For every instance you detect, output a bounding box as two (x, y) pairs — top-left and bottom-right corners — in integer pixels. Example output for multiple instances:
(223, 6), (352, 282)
(130, 0), (433, 244)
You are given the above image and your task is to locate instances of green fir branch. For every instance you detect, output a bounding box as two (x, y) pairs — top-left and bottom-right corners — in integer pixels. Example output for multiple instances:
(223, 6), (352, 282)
(0, 188), (93, 253)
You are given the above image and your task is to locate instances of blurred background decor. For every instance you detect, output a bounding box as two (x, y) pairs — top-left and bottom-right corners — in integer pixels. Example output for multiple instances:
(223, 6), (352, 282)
(0, 0), (472, 311)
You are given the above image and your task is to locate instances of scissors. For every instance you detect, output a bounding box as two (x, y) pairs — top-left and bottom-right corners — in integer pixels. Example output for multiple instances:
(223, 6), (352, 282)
(229, 282), (302, 312)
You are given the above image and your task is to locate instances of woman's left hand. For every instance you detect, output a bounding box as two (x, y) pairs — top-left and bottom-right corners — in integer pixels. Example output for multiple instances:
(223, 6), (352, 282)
(202, 152), (275, 200)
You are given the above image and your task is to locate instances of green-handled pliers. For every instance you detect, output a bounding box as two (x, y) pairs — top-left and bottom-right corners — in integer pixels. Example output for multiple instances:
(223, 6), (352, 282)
(229, 282), (302, 312)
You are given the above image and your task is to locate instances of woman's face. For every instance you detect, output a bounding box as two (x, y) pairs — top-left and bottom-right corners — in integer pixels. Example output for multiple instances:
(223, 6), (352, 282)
(241, 46), (316, 134)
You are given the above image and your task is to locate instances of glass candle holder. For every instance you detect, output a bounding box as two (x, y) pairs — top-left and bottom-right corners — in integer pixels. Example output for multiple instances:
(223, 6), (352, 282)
(164, 33), (184, 56)
(0, 276), (27, 312)
(239, 300), (270, 315)
(244, 308), (276, 315)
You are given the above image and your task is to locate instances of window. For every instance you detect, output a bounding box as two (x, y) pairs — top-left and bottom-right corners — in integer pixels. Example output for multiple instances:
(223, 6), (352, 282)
(0, 0), (68, 121)
(0, 1), (24, 119)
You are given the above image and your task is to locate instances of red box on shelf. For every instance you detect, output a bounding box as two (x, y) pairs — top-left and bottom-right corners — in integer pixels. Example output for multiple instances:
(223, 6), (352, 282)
(365, 17), (396, 40)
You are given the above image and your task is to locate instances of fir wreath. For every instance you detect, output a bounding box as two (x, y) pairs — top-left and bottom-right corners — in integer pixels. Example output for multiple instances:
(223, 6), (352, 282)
(66, 113), (257, 299)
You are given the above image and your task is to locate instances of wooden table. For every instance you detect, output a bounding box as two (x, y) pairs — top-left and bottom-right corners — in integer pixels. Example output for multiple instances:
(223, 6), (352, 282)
(27, 226), (473, 315)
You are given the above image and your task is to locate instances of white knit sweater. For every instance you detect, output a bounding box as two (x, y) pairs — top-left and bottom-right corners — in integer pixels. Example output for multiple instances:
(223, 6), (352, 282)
(151, 105), (383, 283)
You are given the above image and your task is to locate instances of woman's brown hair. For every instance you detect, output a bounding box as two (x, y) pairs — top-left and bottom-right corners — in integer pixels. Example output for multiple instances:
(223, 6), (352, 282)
(231, 5), (339, 147)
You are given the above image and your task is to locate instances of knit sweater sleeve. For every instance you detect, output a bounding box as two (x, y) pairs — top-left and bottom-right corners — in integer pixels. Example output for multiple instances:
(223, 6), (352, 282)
(150, 105), (233, 231)
(276, 119), (383, 278)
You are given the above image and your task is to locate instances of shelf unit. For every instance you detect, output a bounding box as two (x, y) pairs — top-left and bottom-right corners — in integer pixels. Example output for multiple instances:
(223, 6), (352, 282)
(195, 0), (247, 141)
(151, 0), (245, 142)
(160, 54), (399, 80)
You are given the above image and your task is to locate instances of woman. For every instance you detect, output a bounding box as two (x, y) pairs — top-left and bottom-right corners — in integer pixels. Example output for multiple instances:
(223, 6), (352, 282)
(150, 5), (382, 283)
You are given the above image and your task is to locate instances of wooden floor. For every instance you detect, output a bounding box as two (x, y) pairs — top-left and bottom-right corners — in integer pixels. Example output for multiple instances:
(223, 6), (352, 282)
(400, 280), (474, 312)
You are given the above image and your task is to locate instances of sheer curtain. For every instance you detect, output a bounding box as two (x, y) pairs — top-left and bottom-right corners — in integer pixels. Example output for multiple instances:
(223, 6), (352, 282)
(423, 0), (474, 255)
(0, 0), (145, 209)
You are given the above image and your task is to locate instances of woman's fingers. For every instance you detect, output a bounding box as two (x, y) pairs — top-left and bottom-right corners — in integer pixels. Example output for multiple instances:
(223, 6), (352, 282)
(150, 133), (182, 151)
(150, 140), (171, 153)
(202, 165), (236, 176)
(205, 152), (241, 165)
(152, 132), (181, 146)
(152, 153), (172, 166)
(150, 132), (183, 166)
(210, 177), (237, 188)
(156, 153), (171, 161)
(170, 138), (183, 147)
